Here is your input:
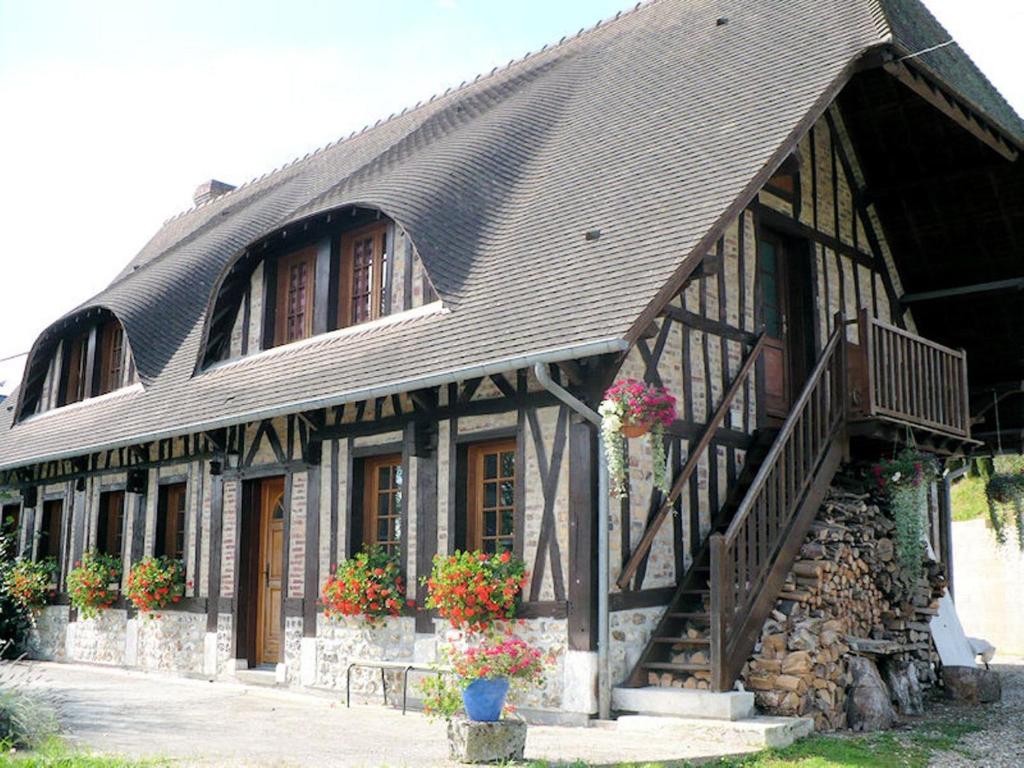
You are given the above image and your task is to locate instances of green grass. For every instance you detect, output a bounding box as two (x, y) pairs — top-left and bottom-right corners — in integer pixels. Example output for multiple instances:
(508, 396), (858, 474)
(525, 719), (981, 768)
(0, 739), (169, 768)
(951, 474), (988, 522)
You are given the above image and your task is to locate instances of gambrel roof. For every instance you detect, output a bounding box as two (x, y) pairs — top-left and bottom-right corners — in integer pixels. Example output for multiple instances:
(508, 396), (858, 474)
(2, 0), (1021, 469)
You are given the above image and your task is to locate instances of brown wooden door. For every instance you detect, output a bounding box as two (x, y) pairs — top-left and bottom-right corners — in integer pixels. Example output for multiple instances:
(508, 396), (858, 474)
(759, 232), (814, 422)
(255, 477), (285, 665)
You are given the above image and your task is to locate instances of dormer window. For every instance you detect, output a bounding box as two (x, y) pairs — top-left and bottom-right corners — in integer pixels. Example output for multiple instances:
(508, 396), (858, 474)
(204, 207), (436, 367)
(61, 330), (90, 406)
(274, 246), (317, 346)
(98, 320), (127, 395)
(341, 222), (389, 327)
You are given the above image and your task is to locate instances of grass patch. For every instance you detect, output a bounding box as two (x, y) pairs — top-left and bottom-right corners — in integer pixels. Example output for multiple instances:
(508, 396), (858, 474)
(0, 737), (169, 767)
(951, 474), (988, 522)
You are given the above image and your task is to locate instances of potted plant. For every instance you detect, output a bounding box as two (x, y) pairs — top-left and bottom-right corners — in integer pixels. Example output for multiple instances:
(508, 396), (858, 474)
(984, 470), (1024, 548)
(599, 379), (677, 498)
(67, 551), (121, 620)
(321, 545), (411, 627)
(5, 557), (56, 612)
(423, 550), (527, 633)
(870, 449), (938, 575)
(125, 556), (186, 615)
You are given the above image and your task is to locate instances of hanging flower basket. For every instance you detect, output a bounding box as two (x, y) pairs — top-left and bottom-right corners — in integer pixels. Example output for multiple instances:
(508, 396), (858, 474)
(599, 379), (677, 499)
(870, 449), (938, 576)
(621, 418), (652, 439)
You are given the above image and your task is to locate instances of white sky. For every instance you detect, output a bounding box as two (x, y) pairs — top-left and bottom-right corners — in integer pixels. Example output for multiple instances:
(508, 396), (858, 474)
(0, 0), (1021, 395)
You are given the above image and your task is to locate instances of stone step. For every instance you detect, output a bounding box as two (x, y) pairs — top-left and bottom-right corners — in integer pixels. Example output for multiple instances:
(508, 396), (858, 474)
(235, 668), (279, 687)
(615, 714), (814, 749)
(612, 685), (755, 721)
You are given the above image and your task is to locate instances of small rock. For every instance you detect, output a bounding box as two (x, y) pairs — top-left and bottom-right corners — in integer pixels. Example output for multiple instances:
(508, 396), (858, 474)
(847, 656), (895, 731)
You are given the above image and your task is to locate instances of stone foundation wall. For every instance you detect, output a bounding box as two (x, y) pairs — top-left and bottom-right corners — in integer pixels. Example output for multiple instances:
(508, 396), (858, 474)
(315, 615), (416, 697)
(26, 605), (69, 660)
(67, 609), (128, 666)
(609, 606), (665, 686)
(134, 612), (206, 674)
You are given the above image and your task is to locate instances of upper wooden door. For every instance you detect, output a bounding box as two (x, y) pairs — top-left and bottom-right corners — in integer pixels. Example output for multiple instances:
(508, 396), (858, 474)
(758, 231), (814, 422)
(255, 477), (285, 665)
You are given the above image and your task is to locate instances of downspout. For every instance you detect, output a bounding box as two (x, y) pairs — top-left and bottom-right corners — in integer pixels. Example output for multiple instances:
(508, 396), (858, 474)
(533, 362), (611, 720)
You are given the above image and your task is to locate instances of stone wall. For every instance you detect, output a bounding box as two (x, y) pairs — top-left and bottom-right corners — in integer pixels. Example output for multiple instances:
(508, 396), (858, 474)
(609, 607), (664, 688)
(314, 615), (416, 696)
(134, 612), (206, 674)
(26, 605), (69, 660)
(67, 609), (128, 666)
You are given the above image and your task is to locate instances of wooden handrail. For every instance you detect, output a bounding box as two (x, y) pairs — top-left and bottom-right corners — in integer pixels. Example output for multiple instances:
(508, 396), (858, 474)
(721, 326), (844, 544)
(711, 320), (847, 690)
(616, 333), (767, 591)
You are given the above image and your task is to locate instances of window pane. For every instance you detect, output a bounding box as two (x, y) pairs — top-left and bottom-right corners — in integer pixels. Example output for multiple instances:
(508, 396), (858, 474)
(484, 482), (497, 509)
(484, 453), (497, 479)
(500, 480), (514, 507)
(484, 511), (497, 537)
(501, 509), (514, 535)
(501, 451), (514, 478)
(394, 466), (403, 488)
(378, 466), (391, 490)
(393, 488), (402, 514)
(377, 517), (390, 543)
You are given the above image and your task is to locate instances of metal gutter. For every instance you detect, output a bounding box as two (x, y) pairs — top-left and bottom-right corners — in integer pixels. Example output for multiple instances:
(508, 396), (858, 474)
(533, 361), (612, 721)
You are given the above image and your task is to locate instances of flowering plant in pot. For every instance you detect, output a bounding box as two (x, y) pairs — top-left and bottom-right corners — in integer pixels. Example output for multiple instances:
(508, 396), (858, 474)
(420, 636), (550, 722)
(598, 379), (677, 498)
(423, 549), (527, 633)
(67, 551), (121, 620)
(321, 545), (411, 627)
(125, 556), (186, 615)
(5, 557), (56, 612)
(870, 448), (938, 575)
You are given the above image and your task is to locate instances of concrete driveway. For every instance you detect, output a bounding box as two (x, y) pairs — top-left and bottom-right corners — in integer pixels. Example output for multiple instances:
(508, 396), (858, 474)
(23, 661), (755, 767)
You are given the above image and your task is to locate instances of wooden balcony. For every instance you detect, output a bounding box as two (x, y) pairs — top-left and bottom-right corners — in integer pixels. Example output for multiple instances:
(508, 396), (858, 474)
(846, 309), (973, 448)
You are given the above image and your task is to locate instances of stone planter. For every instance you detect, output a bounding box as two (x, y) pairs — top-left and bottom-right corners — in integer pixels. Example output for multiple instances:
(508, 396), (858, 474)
(447, 717), (526, 764)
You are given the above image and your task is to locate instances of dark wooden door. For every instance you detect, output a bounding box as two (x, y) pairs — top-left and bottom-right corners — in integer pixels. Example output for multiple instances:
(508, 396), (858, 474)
(759, 232), (813, 421)
(255, 477), (285, 665)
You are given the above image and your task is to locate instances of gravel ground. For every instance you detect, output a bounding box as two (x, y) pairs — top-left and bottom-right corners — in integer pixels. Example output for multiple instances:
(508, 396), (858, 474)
(929, 657), (1024, 767)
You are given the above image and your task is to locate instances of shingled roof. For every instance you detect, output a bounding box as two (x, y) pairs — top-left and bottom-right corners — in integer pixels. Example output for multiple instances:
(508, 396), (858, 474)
(2, 0), (1021, 470)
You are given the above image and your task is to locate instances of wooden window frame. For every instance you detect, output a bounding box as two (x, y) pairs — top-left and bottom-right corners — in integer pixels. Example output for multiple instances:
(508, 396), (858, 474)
(273, 246), (317, 347)
(466, 439), (517, 555)
(97, 320), (125, 395)
(361, 453), (403, 556)
(38, 499), (63, 563)
(339, 222), (389, 328)
(155, 483), (187, 561)
(96, 490), (125, 558)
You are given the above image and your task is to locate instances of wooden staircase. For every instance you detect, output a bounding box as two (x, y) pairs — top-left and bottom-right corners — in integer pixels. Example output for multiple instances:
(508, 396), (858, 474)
(622, 324), (849, 693)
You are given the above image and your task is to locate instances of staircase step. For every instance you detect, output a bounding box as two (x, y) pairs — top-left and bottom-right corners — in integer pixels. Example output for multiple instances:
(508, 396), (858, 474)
(641, 662), (711, 673)
(615, 714), (814, 749)
(666, 612), (710, 621)
(650, 637), (710, 646)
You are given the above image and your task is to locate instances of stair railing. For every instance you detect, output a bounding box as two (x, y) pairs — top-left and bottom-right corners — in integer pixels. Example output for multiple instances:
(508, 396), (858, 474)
(710, 322), (847, 690)
(617, 333), (767, 591)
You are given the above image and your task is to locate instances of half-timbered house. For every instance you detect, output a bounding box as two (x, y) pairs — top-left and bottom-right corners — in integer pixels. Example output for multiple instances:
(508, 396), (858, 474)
(1, 0), (1021, 724)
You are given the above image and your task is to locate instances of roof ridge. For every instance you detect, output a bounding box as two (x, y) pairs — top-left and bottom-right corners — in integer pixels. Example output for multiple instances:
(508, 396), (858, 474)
(158, 0), (657, 226)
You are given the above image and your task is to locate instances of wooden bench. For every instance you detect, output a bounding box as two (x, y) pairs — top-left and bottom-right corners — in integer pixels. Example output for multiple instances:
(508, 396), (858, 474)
(344, 658), (448, 715)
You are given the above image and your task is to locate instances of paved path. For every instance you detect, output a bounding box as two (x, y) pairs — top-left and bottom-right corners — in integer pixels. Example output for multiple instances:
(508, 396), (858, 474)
(25, 662), (756, 767)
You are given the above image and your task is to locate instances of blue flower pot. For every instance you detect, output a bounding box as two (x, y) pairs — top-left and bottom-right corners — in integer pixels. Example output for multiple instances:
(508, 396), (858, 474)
(462, 677), (510, 722)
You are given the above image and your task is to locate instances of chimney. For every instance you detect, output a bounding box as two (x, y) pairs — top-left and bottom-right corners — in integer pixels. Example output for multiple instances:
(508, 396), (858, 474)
(192, 179), (236, 207)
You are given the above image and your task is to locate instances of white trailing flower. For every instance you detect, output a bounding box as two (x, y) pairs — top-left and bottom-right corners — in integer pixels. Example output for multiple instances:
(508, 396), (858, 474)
(599, 398), (628, 498)
(649, 424), (670, 495)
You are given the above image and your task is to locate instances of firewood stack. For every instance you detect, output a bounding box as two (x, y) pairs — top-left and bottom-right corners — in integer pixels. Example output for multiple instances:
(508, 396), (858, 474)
(740, 479), (946, 731)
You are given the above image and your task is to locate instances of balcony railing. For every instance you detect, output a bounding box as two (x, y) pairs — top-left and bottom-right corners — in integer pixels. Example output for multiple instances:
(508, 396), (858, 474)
(847, 309), (971, 439)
